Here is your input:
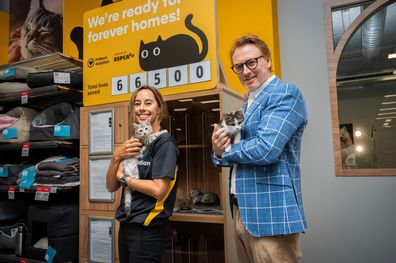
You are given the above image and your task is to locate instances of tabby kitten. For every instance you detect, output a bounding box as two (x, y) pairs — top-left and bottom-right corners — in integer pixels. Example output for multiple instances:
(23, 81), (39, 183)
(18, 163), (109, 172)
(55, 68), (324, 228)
(218, 110), (244, 152)
(122, 119), (167, 217)
(19, 0), (63, 60)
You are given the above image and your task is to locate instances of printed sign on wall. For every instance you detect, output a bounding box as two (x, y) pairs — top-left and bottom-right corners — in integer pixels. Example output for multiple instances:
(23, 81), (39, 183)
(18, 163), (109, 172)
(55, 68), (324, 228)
(83, 0), (217, 106)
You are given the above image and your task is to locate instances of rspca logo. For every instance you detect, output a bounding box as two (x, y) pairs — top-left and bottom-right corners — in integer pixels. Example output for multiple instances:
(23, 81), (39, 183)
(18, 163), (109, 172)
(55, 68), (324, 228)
(137, 160), (151, 166)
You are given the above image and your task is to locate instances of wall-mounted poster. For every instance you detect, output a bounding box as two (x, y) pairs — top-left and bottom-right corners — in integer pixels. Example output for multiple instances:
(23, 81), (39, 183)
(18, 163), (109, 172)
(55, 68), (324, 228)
(8, 0), (63, 63)
(83, 0), (217, 106)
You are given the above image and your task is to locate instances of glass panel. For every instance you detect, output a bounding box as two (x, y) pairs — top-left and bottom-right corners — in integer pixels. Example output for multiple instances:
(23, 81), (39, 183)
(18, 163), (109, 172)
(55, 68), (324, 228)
(336, 2), (396, 169)
(331, 1), (372, 49)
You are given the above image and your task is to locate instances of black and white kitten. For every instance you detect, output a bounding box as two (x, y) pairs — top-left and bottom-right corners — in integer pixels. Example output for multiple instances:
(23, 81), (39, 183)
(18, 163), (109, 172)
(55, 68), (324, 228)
(122, 119), (167, 217)
(218, 110), (244, 152)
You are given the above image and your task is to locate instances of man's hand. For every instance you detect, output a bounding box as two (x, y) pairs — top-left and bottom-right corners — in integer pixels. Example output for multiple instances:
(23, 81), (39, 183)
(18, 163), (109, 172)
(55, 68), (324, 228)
(211, 124), (231, 158)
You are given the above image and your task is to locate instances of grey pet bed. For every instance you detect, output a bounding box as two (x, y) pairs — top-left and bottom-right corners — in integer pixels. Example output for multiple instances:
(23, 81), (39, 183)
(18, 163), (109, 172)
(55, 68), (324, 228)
(29, 102), (80, 141)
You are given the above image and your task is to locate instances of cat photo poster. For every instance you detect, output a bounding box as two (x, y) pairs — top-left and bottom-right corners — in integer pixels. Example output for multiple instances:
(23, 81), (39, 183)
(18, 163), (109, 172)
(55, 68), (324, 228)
(8, 0), (63, 63)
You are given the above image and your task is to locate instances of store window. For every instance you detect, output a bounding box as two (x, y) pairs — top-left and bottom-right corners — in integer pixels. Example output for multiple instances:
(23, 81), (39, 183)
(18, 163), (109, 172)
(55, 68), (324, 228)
(325, 0), (396, 176)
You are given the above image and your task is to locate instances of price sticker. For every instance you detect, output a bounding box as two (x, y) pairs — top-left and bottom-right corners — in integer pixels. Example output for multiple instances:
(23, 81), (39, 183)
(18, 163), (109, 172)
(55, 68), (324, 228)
(54, 125), (71, 137)
(2, 127), (17, 140)
(8, 185), (16, 200)
(21, 90), (29, 104)
(54, 72), (71, 84)
(35, 186), (51, 201)
(21, 143), (30, 157)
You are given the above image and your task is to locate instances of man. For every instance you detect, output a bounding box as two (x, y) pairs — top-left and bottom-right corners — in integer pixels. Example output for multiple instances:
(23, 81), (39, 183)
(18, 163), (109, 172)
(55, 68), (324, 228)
(211, 34), (308, 263)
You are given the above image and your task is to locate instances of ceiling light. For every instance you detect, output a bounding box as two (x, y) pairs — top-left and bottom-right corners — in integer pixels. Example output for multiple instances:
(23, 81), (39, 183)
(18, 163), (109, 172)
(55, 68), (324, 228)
(385, 119), (392, 122)
(356, 145), (364, 152)
(211, 108), (220, 112)
(178, 99), (193, 102)
(174, 108), (187, 112)
(381, 101), (396, 105)
(200, 100), (219, 104)
(384, 94), (396, 98)
(354, 130), (362, 137)
(379, 107), (396, 111)
(388, 53), (396, 59)
(376, 116), (396, 120)
(377, 111), (396, 116)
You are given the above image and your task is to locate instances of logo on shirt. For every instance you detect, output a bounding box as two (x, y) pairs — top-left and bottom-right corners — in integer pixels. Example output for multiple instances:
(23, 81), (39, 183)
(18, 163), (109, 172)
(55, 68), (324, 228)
(137, 160), (151, 166)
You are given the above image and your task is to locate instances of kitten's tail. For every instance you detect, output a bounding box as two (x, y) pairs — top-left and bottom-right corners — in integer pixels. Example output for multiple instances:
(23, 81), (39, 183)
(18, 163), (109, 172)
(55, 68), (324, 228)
(124, 187), (132, 217)
(185, 14), (208, 61)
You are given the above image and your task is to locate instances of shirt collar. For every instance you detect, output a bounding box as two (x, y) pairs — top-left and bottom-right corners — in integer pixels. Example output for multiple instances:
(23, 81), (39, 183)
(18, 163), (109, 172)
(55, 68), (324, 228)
(248, 75), (275, 100)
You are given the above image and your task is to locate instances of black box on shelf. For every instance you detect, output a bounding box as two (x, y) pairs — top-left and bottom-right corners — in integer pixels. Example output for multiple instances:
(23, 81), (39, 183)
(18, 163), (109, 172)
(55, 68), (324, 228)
(26, 202), (78, 262)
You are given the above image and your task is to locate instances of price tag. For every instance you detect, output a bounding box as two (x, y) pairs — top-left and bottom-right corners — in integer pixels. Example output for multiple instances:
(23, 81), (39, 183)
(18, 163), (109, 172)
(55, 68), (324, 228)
(129, 72), (147, 92)
(0, 166), (8, 177)
(21, 90), (29, 104)
(22, 143), (30, 157)
(54, 125), (71, 137)
(168, 65), (188, 87)
(189, 60), (211, 84)
(53, 72), (71, 84)
(4, 68), (16, 77)
(19, 167), (35, 189)
(148, 69), (167, 89)
(112, 75), (128, 95)
(44, 246), (57, 263)
(2, 127), (17, 139)
(8, 185), (16, 200)
(35, 186), (51, 201)
(50, 187), (57, 193)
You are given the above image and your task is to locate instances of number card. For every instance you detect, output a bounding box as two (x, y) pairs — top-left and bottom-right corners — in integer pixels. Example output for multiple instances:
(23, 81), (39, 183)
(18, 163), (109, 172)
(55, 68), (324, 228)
(190, 61), (211, 84)
(130, 72), (147, 92)
(168, 65), (188, 87)
(148, 69), (167, 89)
(112, 76), (128, 95)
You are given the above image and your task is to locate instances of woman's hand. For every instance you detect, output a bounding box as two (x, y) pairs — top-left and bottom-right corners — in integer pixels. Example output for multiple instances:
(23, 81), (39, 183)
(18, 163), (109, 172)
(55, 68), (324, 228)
(211, 124), (231, 158)
(113, 137), (143, 161)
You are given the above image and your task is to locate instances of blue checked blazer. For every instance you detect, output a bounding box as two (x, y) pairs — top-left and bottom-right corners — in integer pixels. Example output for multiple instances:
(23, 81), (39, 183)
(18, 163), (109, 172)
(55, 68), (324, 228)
(213, 76), (308, 237)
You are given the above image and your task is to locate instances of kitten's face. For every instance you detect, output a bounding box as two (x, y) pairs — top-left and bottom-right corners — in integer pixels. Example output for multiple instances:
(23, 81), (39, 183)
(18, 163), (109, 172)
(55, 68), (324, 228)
(220, 110), (244, 136)
(20, 0), (63, 59)
(133, 121), (152, 139)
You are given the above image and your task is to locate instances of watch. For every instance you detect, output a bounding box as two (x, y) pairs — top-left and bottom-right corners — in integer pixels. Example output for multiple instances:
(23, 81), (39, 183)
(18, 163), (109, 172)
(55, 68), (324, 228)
(119, 174), (129, 187)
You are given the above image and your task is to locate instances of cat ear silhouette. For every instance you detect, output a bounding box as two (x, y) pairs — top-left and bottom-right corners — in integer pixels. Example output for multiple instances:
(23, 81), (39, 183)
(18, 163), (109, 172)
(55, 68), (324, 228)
(101, 0), (114, 7)
(157, 36), (162, 41)
(70, 27), (83, 60)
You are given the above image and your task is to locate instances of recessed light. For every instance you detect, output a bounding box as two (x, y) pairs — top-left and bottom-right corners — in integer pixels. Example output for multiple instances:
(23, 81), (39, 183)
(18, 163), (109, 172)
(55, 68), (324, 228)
(377, 111), (396, 116)
(388, 53), (396, 59)
(381, 101), (396, 105)
(379, 107), (396, 111)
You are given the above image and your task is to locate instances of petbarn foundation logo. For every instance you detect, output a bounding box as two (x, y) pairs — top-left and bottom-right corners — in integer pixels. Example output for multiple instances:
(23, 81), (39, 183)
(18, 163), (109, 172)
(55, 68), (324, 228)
(87, 56), (110, 68)
(113, 51), (134, 62)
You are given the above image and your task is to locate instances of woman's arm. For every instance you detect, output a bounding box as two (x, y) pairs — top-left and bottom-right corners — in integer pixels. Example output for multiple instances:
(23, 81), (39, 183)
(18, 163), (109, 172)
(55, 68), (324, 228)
(117, 166), (171, 200)
(106, 137), (142, 192)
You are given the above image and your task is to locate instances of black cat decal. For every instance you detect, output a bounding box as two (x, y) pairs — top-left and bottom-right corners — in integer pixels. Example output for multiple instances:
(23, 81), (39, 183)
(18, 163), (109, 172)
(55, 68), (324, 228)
(139, 14), (208, 71)
(70, 0), (115, 59)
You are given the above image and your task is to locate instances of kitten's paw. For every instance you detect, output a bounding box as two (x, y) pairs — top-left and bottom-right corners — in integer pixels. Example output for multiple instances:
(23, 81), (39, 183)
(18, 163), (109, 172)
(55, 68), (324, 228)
(225, 145), (231, 152)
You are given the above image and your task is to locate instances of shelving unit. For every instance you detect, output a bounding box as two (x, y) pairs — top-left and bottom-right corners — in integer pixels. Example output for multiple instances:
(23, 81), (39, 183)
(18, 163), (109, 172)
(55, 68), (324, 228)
(0, 53), (82, 263)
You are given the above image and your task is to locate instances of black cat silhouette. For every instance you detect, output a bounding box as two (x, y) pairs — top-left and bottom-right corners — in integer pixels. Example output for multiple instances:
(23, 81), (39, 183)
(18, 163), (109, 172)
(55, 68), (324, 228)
(70, 0), (115, 59)
(139, 14), (208, 71)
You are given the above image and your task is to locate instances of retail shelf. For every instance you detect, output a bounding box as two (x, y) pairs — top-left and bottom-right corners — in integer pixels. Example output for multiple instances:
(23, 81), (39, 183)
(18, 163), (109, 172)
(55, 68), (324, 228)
(0, 140), (77, 151)
(170, 213), (224, 224)
(0, 52), (82, 72)
(0, 252), (46, 263)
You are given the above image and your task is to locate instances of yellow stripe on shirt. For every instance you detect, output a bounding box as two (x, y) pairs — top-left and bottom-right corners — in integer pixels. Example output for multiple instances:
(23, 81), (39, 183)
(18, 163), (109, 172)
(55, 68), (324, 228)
(143, 166), (178, 226)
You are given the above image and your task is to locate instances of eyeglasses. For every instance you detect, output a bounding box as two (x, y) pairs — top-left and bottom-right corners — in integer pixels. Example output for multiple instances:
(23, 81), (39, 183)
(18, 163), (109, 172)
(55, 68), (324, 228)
(231, 56), (265, 74)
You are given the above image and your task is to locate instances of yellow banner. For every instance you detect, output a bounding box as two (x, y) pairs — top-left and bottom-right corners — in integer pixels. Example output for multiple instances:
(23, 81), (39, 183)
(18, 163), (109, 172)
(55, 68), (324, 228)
(83, 0), (217, 106)
(0, 11), (8, 66)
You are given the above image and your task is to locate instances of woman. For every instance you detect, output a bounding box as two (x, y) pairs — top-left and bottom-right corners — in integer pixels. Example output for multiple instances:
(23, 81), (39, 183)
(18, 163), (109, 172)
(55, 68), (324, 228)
(106, 85), (179, 263)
